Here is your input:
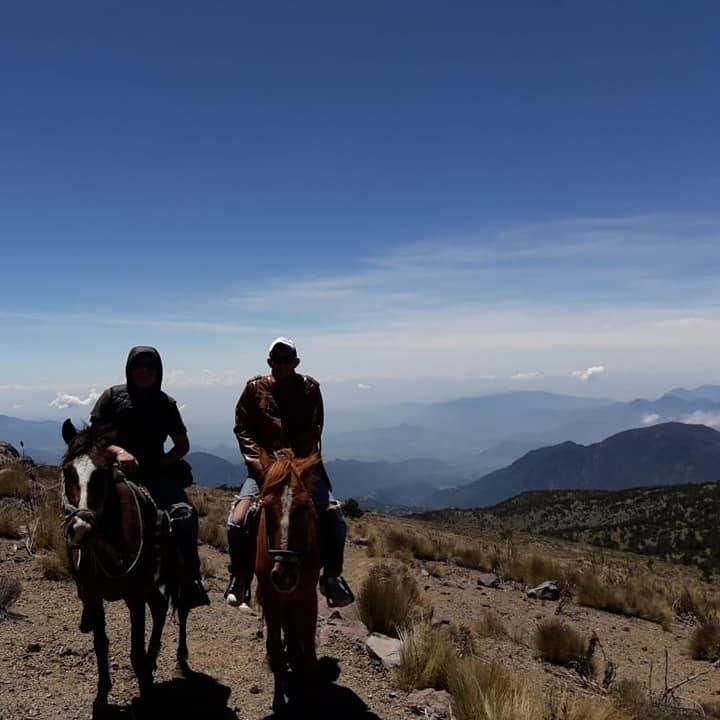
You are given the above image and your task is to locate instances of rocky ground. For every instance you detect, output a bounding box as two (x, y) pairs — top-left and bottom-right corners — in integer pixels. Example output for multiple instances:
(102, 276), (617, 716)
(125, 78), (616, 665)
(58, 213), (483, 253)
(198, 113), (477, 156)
(2, 514), (720, 720)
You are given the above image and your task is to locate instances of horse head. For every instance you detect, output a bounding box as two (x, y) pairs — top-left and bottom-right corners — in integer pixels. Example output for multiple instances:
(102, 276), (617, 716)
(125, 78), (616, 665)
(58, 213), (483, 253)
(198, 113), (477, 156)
(61, 419), (117, 547)
(259, 450), (320, 594)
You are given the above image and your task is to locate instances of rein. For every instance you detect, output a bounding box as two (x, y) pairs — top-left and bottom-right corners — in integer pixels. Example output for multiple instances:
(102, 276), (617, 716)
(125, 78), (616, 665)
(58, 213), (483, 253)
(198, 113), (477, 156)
(64, 470), (148, 580)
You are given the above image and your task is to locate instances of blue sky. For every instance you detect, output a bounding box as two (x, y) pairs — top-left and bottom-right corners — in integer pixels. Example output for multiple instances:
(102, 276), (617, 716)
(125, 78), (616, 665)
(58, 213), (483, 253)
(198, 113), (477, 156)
(2, 2), (720, 433)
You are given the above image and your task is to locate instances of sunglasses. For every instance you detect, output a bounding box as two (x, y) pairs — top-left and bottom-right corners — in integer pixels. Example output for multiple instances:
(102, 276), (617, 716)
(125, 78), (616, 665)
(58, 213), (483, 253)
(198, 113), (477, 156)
(270, 355), (296, 364)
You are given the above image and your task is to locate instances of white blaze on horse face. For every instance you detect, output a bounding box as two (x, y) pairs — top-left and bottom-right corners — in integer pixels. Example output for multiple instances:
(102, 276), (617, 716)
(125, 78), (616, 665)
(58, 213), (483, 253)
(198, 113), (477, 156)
(279, 484), (294, 550)
(69, 455), (96, 542)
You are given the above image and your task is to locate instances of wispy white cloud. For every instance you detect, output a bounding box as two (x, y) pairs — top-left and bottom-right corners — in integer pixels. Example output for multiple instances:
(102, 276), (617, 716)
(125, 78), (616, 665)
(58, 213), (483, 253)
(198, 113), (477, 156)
(49, 389), (100, 410)
(642, 413), (660, 425)
(571, 365), (605, 382)
(510, 372), (541, 381)
(11, 403), (22, 409)
(356, 383), (372, 390)
(682, 411), (720, 429)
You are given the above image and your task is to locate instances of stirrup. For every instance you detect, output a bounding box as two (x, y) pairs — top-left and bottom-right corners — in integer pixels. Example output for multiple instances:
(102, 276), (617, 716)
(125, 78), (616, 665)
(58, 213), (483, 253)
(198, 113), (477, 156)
(320, 575), (355, 608)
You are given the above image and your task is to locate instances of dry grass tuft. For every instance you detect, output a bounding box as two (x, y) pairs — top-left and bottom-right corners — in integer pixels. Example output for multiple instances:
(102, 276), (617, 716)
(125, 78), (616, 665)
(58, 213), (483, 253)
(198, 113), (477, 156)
(0, 467), (30, 500)
(575, 571), (672, 628)
(504, 552), (568, 587)
(357, 562), (428, 637)
(449, 657), (544, 720)
(198, 509), (228, 551)
(28, 488), (64, 552)
(199, 550), (223, 579)
(689, 613), (720, 661)
(452, 539), (495, 571)
(395, 621), (454, 691)
(36, 550), (71, 580)
(548, 694), (631, 720)
(475, 609), (508, 639)
(0, 574), (22, 609)
(0, 503), (27, 539)
(674, 585), (720, 622)
(534, 618), (595, 675)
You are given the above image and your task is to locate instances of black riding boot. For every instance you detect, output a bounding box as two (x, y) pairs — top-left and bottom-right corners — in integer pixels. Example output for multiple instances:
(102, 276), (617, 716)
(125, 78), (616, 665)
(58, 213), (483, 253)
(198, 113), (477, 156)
(168, 503), (210, 609)
(225, 522), (255, 608)
(319, 502), (355, 608)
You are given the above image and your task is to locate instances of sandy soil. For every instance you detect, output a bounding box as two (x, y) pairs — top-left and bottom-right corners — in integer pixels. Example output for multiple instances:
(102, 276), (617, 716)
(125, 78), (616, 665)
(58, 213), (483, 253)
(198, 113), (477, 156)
(2, 521), (720, 720)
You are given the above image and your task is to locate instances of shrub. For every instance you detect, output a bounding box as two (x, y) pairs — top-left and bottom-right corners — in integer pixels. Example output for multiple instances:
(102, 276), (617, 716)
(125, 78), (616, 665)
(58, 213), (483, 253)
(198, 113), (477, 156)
(0, 574), (22, 610)
(357, 562), (427, 637)
(340, 498), (364, 519)
(395, 621), (455, 691)
(534, 619), (595, 676)
(689, 613), (720, 661)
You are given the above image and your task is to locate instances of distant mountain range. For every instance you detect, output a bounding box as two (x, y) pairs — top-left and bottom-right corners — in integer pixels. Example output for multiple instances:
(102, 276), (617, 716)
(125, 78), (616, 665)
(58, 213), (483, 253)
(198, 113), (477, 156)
(4, 385), (720, 507)
(430, 422), (720, 508)
(325, 386), (720, 469)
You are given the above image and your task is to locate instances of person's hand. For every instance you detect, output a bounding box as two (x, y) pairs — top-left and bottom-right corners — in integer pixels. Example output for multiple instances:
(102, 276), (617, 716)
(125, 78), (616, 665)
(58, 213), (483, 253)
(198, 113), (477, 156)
(115, 449), (138, 472)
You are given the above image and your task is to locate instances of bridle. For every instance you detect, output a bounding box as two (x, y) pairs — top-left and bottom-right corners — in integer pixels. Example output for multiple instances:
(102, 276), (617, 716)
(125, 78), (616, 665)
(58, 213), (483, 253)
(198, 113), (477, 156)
(63, 461), (147, 579)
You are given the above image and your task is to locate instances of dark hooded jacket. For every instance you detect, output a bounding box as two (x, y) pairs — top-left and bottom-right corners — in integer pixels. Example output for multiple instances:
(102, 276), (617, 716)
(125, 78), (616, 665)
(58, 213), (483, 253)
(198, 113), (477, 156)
(90, 346), (186, 471)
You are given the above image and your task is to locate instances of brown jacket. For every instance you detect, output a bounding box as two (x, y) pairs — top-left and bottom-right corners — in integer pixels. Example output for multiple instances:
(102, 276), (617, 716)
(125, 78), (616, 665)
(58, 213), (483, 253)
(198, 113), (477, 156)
(234, 372), (324, 484)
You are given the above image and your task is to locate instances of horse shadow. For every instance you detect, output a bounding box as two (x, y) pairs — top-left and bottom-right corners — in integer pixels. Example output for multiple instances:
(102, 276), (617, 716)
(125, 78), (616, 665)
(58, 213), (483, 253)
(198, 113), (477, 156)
(260, 657), (382, 720)
(93, 670), (239, 720)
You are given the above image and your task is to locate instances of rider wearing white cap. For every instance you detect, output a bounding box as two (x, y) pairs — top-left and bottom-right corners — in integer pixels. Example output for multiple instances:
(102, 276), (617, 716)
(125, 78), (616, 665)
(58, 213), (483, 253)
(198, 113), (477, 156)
(224, 337), (354, 609)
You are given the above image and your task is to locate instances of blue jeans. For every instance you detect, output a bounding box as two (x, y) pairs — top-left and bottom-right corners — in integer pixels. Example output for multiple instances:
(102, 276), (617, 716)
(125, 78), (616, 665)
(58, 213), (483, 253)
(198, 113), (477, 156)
(228, 473), (335, 521)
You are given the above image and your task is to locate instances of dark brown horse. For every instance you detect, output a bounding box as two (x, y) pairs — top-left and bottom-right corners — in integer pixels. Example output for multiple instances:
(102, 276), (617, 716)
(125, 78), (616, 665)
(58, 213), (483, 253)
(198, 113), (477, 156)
(255, 450), (322, 712)
(61, 419), (189, 713)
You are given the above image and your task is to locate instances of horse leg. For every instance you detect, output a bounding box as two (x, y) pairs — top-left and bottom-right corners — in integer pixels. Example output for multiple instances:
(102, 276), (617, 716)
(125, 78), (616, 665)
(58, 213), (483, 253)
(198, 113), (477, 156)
(146, 590), (168, 674)
(176, 604), (191, 676)
(127, 599), (152, 698)
(88, 601), (111, 713)
(265, 609), (287, 712)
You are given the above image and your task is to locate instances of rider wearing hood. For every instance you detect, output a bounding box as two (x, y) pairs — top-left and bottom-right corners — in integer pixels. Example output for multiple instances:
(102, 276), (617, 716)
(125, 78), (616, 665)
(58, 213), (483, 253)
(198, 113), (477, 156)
(90, 346), (209, 609)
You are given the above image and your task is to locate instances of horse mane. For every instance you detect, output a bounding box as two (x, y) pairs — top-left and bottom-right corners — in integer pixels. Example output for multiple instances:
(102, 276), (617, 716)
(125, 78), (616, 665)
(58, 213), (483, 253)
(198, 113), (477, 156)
(63, 423), (116, 463)
(262, 450), (319, 497)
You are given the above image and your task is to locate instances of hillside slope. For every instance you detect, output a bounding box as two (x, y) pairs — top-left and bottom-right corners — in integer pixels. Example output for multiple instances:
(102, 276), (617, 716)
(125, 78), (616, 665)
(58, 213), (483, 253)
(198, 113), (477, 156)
(432, 422), (720, 508)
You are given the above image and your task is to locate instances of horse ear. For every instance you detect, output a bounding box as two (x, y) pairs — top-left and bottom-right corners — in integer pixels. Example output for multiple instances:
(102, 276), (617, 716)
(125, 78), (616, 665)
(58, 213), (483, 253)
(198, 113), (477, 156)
(61, 418), (77, 446)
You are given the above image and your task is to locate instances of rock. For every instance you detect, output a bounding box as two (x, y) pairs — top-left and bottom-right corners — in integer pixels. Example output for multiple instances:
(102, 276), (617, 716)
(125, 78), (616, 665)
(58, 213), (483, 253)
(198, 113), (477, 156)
(477, 573), (500, 588)
(366, 633), (402, 669)
(319, 619), (369, 644)
(249, 684), (261, 694)
(26, 643), (41, 653)
(0, 442), (20, 468)
(407, 688), (453, 718)
(420, 568), (430, 578)
(526, 581), (560, 600)
(352, 537), (369, 546)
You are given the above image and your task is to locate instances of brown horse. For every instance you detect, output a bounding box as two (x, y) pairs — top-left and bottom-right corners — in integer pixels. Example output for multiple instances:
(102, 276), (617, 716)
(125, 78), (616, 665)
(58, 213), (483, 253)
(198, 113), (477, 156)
(255, 450), (322, 712)
(61, 419), (188, 713)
